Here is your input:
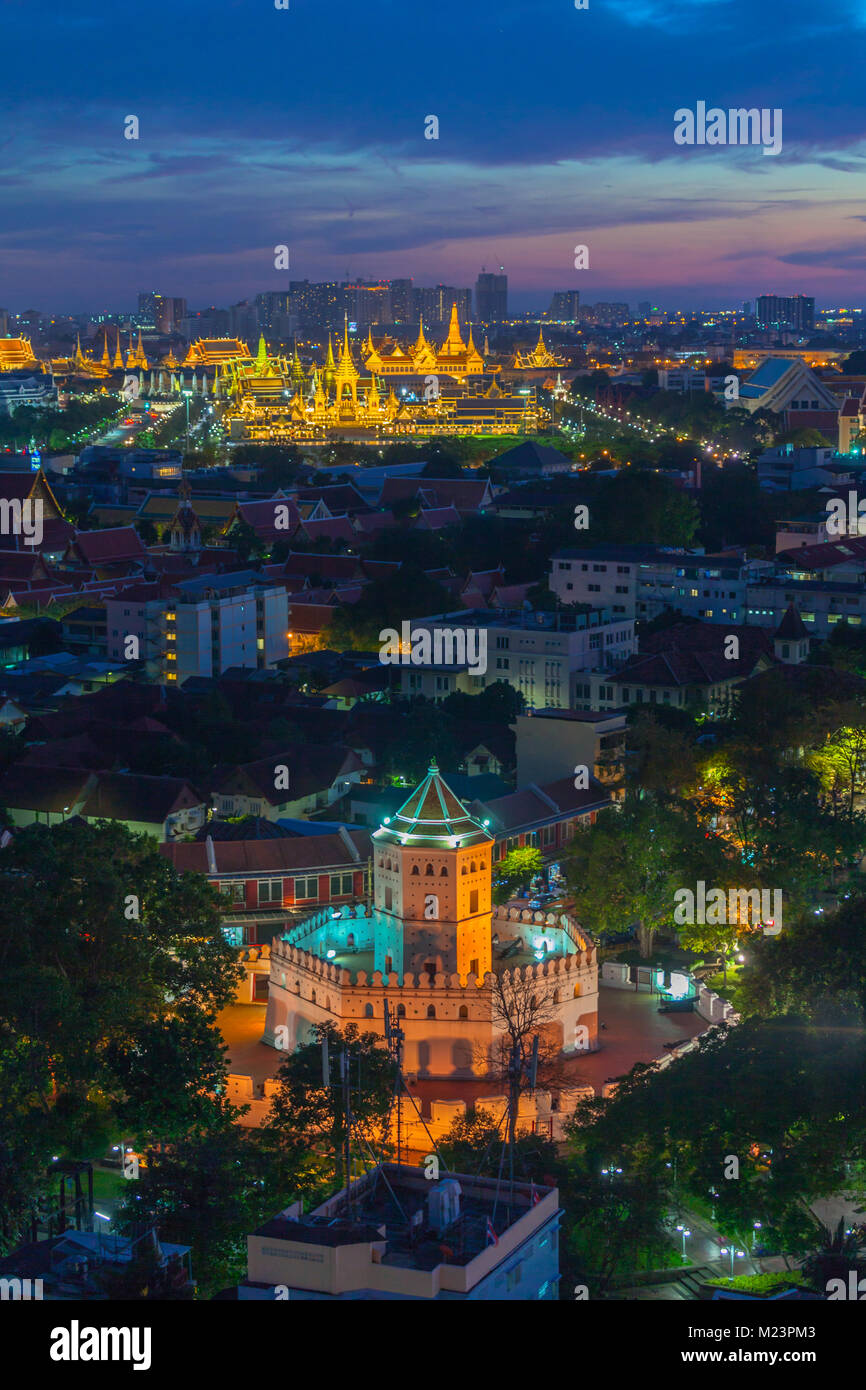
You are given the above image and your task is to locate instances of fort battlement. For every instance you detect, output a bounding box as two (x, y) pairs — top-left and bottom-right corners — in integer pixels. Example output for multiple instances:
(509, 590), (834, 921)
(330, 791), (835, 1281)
(491, 904), (595, 958)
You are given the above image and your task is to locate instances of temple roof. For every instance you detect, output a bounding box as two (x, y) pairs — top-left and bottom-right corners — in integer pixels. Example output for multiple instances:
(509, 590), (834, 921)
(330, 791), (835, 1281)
(374, 759), (492, 849)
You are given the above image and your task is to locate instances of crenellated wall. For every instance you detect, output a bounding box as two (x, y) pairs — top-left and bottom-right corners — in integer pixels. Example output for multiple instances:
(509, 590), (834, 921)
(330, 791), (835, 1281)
(263, 902), (599, 1079)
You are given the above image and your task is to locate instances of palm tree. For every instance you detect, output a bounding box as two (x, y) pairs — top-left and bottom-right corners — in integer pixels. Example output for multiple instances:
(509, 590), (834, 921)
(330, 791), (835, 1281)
(799, 1216), (866, 1291)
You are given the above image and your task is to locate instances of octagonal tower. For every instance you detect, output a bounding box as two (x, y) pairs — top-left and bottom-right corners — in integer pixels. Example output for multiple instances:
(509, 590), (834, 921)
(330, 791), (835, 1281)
(372, 762), (494, 983)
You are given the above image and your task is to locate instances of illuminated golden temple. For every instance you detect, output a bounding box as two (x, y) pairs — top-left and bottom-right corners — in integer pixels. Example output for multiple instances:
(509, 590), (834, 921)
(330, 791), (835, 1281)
(509, 327), (566, 371)
(217, 316), (541, 441)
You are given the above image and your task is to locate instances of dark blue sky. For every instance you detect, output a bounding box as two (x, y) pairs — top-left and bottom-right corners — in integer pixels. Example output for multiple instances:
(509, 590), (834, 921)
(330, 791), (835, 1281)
(2, 0), (863, 312)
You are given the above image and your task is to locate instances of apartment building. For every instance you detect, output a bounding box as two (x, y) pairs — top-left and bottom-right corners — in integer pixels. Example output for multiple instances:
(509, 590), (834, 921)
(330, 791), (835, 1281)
(105, 571), (289, 683)
(550, 546), (773, 624)
(398, 606), (635, 709)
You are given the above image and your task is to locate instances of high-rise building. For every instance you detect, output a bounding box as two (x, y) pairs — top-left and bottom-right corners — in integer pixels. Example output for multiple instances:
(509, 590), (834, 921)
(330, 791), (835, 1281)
(288, 280), (346, 333)
(588, 302), (630, 325)
(756, 294), (814, 333)
(475, 269), (508, 322)
(549, 290), (581, 321)
(156, 297), (186, 334)
(138, 291), (159, 325)
(138, 293), (186, 333)
(413, 284), (471, 325)
(255, 292), (291, 329)
(388, 277), (414, 323)
(343, 279), (391, 326)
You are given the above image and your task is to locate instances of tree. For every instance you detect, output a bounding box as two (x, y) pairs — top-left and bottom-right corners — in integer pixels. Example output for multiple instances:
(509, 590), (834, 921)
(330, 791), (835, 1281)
(492, 846), (543, 904)
(264, 1022), (394, 1188)
(799, 1217), (866, 1292)
(437, 1110), (562, 1186)
(563, 799), (724, 957)
(739, 894), (866, 1025)
(566, 1017), (866, 1262)
(0, 820), (240, 1144)
(114, 1126), (301, 1298)
(323, 566), (453, 651)
(488, 966), (564, 1150)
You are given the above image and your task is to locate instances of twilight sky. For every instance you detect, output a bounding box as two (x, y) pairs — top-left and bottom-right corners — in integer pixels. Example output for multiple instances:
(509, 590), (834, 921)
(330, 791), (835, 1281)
(1, 0), (864, 313)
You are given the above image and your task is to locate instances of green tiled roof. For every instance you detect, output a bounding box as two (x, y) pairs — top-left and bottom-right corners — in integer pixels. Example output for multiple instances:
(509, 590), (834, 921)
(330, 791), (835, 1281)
(373, 760), (492, 849)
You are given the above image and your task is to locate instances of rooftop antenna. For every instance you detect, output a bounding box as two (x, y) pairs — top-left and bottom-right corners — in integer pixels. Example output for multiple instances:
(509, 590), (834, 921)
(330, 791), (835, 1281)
(383, 999), (405, 1168)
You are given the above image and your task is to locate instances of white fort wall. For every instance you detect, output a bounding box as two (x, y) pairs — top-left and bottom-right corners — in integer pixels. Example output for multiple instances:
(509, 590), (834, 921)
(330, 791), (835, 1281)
(262, 907), (599, 1079)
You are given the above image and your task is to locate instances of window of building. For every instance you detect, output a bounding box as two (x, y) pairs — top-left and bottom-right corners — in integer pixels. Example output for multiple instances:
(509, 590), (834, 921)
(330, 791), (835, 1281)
(257, 878), (282, 903)
(427, 1005), (436, 1019)
(459, 1005), (469, 1019)
(219, 881), (246, 905)
(294, 876), (318, 900)
(470, 889), (479, 913)
(330, 872), (353, 896)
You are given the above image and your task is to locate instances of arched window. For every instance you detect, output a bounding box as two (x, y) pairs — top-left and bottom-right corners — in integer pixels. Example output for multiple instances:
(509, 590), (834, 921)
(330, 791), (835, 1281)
(461, 864), (468, 875)
(397, 1003), (406, 1017)
(440, 865), (448, 877)
(325, 998), (330, 1012)
(364, 1003), (374, 1018)
(294, 979), (301, 993)
(470, 860), (477, 873)
(553, 990), (560, 1004)
(425, 863), (434, 876)
(427, 1005), (436, 1019)
(377, 859), (384, 868)
(574, 983), (581, 998)
(347, 933), (355, 948)
(311, 990), (316, 1005)
(459, 1004), (468, 1020)
(411, 864), (420, 876)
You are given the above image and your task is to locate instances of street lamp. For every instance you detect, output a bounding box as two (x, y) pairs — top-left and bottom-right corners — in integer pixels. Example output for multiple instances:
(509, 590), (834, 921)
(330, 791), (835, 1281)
(751, 1220), (762, 1252)
(676, 1223), (691, 1260)
(720, 1246), (747, 1278)
(181, 388), (193, 455)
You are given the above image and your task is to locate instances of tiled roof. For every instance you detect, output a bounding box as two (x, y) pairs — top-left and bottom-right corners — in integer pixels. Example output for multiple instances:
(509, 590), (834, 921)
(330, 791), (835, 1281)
(161, 827), (371, 874)
(81, 772), (205, 823)
(375, 759), (492, 848)
(472, 775), (609, 834)
(0, 765), (94, 812)
(68, 527), (148, 565)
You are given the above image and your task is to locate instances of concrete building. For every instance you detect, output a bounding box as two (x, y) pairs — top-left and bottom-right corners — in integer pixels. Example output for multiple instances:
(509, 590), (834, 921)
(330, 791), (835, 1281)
(512, 708), (627, 790)
(105, 572), (289, 683)
(238, 1163), (560, 1301)
(399, 606), (635, 709)
(550, 546), (773, 625)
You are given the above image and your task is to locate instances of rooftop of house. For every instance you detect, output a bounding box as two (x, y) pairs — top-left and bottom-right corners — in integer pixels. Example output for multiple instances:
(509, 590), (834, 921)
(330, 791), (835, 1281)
(251, 1164), (555, 1270)
(414, 605), (620, 632)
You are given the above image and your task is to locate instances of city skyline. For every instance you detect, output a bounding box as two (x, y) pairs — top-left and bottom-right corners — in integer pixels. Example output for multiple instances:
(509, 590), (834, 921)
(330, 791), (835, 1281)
(3, 0), (864, 312)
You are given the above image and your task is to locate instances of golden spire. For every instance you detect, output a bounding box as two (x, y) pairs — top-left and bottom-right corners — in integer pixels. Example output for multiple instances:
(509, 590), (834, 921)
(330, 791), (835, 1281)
(100, 329), (111, 367)
(112, 329), (124, 370)
(443, 302), (466, 354)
